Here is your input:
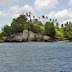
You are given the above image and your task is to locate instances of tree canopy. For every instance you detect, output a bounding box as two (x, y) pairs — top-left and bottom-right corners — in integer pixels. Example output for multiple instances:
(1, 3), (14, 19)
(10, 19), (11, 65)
(1, 12), (72, 40)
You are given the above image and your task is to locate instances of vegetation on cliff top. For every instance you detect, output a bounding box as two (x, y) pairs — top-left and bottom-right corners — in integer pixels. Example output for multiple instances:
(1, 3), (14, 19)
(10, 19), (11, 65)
(0, 12), (72, 40)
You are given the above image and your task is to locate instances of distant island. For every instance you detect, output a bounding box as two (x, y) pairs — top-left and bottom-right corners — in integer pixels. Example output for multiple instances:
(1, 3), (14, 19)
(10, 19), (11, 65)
(0, 12), (72, 42)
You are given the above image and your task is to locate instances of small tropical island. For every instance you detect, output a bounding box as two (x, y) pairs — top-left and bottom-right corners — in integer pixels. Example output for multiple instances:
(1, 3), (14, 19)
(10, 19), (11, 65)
(0, 12), (72, 42)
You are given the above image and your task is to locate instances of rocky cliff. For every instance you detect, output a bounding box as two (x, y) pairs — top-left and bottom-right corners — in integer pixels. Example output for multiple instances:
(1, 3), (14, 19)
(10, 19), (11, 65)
(0, 29), (69, 42)
(3, 29), (52, 42)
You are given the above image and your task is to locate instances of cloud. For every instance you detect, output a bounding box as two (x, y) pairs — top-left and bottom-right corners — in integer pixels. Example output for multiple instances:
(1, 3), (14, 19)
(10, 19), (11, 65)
(9, 5), (35, 18)
(34, 0), (59, 11)
(0, 11), (8, 17)
(47, 9), (72, 19)
(69, 0), (72, 6)
(0, 0), (19, 6)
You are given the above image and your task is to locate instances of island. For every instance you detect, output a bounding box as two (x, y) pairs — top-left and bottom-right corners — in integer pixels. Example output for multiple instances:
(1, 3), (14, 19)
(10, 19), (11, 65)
(0, 12), (72, 42)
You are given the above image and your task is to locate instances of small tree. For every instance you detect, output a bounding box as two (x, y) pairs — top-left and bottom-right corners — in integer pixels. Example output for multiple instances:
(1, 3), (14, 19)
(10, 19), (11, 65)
(56, 22), (59, 29)
(45, 22), (56, 37)
(61, 24), (63, 28)
(42, 15), (45, 24)
(2, 25), (13, 36)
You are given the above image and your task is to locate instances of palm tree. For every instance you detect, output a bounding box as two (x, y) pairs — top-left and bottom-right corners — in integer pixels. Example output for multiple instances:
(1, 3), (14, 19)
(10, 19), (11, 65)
(46, 16), (48, 22)
(29, 12), (31, 19)
(55, 19), (57, 22)
(42, 15), (45, 24)
(29, 12), (31, 15)
(52, 19), (54, 23)
(39, 17), (40, 19)
(28, 15), (31, 18)
(38, 17), (40, 21)
(53, 19), (54, 22)
(26, 13), (28, 17)
(50, 18), (51, 22)
(61, 24), (63, 28)
(30, 19), (32, 23)
(25, 13), (28, 22)
(33, 16), (35, 23)
(56, 22), (59, 29)
(65, 22), (68, 27)
(33, 16), (35, 19)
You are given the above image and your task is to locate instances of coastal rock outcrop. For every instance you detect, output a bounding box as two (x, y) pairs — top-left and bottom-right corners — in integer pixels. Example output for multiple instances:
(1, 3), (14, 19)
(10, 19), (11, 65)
(1, 29), (54, 42)
(22, 29), (28, 41)
(6, 33), (22, 42)
(29, 31), (35, 41)
(43, 35), (52, 42)
(0, 38), (4, 43)
(35, 33), (43, 42)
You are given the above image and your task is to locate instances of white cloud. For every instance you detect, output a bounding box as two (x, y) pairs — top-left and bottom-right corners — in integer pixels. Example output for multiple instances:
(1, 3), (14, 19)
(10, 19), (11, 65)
(47, 9), (72, 19)
(34, 0), (59, 11)
(0, 0), (19, 6)
(69, 0), (72, 6)
(9, 5), (35, 18)
(0, 11), (8, 16)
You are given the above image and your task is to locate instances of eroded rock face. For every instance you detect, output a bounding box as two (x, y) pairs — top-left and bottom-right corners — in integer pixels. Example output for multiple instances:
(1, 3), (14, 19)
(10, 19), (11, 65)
(43, 35), (52, 42)
(29, 31), (35, 41)
(3, 29), (53, 42)
(2, 36), (7, 41)
(22, 29), (28, 41)
(6, 33), (22, 42)
(0, 38), (4, 43)
(35, 33), (43, 42)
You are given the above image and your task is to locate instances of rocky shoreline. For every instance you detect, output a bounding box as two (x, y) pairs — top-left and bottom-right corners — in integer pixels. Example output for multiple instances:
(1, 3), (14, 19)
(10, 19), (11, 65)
(0, 29), (70, 43)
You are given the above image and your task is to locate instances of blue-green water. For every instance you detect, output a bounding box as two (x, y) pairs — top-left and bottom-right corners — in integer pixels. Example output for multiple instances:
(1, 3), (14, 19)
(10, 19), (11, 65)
(0, 42), (72, 72)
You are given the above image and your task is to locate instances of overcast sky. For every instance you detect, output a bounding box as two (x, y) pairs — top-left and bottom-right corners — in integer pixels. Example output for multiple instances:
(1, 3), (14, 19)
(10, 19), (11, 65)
(0, 0), (72, 31)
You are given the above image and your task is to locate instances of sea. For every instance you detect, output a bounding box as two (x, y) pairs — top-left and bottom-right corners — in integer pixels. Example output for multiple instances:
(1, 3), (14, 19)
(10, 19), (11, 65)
(0, 42), (72, 72)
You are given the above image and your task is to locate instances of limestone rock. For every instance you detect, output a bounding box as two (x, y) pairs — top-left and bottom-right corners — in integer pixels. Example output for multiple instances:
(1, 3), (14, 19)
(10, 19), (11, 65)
(35, 33), (43, 41)
(7, 33), (22, 42)
(22, 29), (28, 41)
(0, 38), (4, 43)
(43, 35), (52, 42)
(29, 31), (35, 41)
(2, 36), (7, 41)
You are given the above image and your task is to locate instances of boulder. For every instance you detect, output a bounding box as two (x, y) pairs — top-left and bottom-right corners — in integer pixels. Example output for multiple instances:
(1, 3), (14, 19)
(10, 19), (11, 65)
(6, 33), (22, 42)
(35, 33), (43, 42)
(2, 36), (7, 41)
(0, 38), (4, 43)
(43, 35), (53, 42)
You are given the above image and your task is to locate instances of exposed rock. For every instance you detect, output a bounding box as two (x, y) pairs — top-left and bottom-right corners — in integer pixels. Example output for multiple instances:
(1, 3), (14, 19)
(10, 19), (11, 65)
(6, 33), (22, 42)
(43, 35), (52, 42)
(22, 29), (28, 41)
(3, 30), (54, 42)
(29, 31), (35, 41)
(2, 36), (7, 41)
(1, 29), (69, 42)
(0, 38), (4, 43)
(35, 33), (43, 42)
(10, 36), (22, 42)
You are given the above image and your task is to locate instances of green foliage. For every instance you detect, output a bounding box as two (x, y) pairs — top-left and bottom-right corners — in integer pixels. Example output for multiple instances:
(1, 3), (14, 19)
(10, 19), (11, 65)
(0, 32), (6, 37)
(63, 22), (72, 40)
(55, 29), (64, 38)
(56, 22), (59, 29)
(61, 24), (63, 28)
(2, 25), (13, 36)
(45, 22), (56, 37)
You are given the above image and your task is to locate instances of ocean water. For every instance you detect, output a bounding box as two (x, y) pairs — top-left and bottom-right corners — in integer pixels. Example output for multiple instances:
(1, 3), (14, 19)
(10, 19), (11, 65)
(0, 42), (72, 72)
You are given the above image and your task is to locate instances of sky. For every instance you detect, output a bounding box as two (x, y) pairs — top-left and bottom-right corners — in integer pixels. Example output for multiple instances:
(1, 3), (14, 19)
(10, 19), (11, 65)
(0, 0), (72, 32)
